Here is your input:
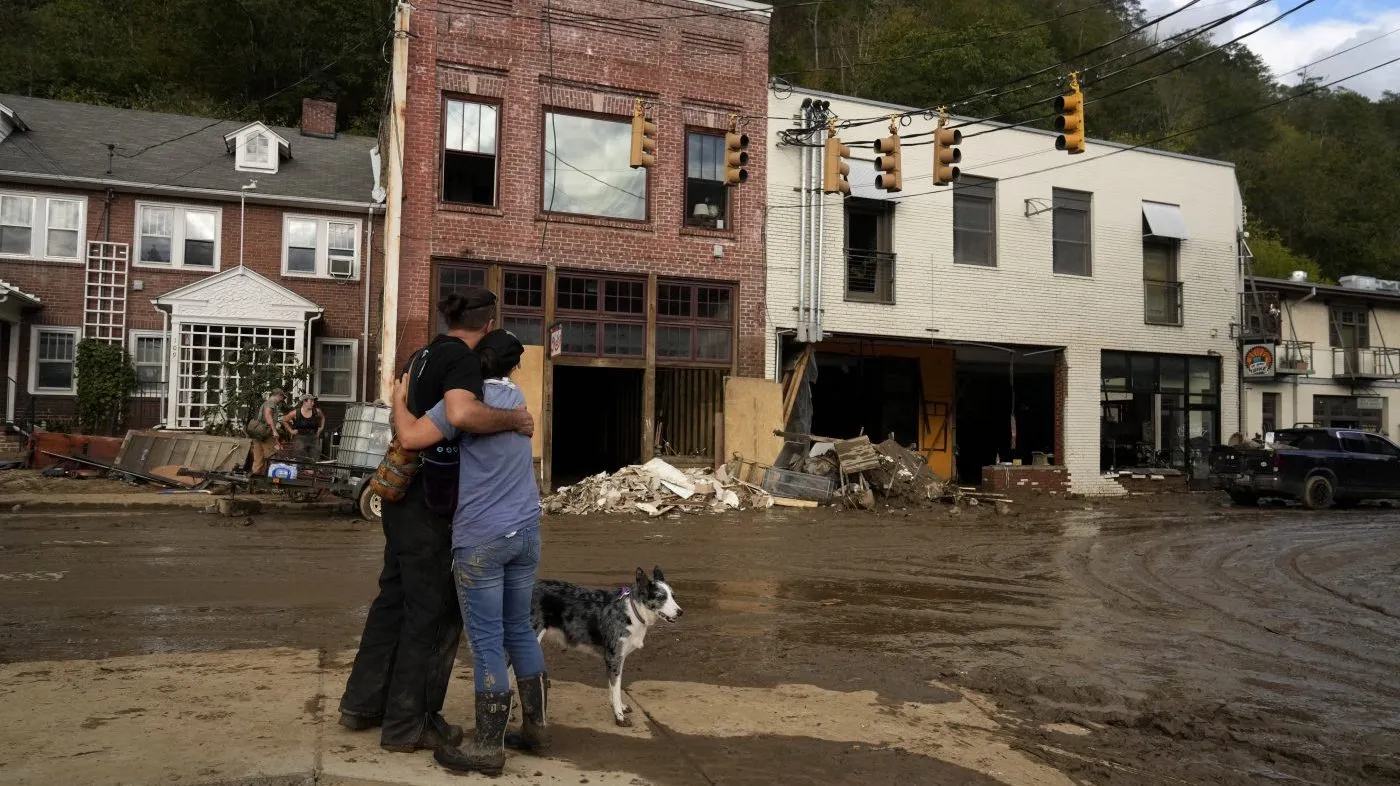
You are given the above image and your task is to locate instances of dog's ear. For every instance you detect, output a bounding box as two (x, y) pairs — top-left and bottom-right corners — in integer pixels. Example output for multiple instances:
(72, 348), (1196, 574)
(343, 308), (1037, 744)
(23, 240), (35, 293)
(653, 566), (665, 583)
(635, 567), (649, 586)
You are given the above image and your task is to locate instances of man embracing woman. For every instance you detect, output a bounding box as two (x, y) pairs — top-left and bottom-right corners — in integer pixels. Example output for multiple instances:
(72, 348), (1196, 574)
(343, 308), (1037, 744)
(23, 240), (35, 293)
(391, 328), (550, 777)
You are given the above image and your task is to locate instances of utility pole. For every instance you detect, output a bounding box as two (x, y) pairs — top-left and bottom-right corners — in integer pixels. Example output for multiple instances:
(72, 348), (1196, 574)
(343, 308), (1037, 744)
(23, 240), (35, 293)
(377, 1), (412, 403)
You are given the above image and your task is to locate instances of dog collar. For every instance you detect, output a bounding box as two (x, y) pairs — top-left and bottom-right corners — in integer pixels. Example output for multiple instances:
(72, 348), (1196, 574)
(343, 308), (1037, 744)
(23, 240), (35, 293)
(617, 586), (631, 598)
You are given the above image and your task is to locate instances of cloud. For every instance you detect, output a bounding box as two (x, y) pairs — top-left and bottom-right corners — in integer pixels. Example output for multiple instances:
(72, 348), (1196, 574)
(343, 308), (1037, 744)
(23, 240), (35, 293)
(1139, 0), (1400, 98)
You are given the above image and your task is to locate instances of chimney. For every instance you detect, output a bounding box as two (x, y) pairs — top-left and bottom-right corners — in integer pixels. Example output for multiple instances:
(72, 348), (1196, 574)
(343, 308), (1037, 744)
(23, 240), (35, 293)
(301, 98), (337, 138)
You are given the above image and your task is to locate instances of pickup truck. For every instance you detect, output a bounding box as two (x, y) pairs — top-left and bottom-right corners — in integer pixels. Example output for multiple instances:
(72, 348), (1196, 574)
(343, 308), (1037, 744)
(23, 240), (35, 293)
(1209, 427), (1400, 509)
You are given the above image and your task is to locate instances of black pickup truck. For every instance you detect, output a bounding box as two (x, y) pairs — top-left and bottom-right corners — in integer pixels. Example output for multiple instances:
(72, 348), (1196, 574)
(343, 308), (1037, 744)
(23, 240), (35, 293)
(1209, 427), (1400, 509)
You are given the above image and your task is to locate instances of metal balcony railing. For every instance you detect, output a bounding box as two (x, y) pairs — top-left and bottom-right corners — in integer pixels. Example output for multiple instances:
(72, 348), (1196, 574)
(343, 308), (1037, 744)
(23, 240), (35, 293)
(1332, 346), (1400, 380)
(1275, 341), (1314, 375)
(1239, 290), (1282, 340)
(844, 249), (896, 305)
(1144, 280), (1183, 326)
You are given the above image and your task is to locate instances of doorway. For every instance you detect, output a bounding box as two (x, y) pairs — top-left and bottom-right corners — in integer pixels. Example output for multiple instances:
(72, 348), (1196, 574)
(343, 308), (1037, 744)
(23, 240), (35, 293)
(810, 354), (921, 446)
(955, 361), (1055, 485)
(551, 366), (644, 487)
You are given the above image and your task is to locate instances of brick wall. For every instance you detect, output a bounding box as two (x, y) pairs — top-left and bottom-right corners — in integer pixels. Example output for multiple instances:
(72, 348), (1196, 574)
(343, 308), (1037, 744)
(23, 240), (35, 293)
(393, 0), (771, 374)
(0, 185), (383, 430)
(983, 465), (1071, 496)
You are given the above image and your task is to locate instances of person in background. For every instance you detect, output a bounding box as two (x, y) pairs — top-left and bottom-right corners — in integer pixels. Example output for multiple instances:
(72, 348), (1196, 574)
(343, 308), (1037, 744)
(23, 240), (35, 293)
(391, 329), (548, 777)
(338, 288), (534, 754)
(282, 394), (325, 459)
(250, 388), (285, 475)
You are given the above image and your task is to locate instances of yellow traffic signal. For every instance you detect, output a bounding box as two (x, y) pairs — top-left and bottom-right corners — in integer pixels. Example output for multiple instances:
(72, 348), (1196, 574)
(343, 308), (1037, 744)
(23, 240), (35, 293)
(1054, 73), (1085, 155)
(724, 130), (749, 186)
(932, 109), (961, 186)
(873, 119), (902, 193)
(630, 98), (657, 169)
(823, 127), (851, 196)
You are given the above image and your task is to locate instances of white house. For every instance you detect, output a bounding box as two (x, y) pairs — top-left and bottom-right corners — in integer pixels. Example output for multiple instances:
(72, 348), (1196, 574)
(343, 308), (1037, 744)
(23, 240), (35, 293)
(764, 87), (1243, 494)
(1241, 275), (1400, 437)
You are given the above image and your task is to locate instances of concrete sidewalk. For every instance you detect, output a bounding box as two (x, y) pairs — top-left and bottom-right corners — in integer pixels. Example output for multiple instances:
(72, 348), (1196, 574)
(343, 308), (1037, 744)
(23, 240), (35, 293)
(0, 648), (1077, 786)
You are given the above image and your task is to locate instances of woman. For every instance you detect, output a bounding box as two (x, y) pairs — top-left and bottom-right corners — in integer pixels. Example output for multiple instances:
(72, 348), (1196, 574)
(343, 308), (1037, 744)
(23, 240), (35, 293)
(282, 394), (325, 459)
(391, 329), (548, 776)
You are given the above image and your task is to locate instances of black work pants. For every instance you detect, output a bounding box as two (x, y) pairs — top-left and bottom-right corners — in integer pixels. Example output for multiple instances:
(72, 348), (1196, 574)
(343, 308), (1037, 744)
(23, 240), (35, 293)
(338, 478), (462, 746)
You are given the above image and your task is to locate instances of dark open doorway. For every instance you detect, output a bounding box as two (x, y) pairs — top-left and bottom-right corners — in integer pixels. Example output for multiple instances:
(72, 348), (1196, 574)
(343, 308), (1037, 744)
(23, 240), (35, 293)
(810, 354), (921, 446)
(954, 350), (1056, 485)
(551, 366), (643, 488)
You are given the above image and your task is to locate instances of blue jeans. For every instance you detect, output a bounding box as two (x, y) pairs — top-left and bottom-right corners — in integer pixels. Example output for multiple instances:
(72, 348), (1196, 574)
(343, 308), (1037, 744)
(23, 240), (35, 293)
(453, 530), (546, 694)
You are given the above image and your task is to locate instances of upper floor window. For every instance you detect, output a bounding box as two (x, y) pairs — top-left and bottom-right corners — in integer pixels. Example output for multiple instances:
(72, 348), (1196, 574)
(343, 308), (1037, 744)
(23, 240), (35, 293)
(953, 176), (996, 267)
(844, 198), (895, 304)
(657, 282), (733, 364)
(228, 123), (287, 173)
(543, 112), (647, 221)
(555, 273), (646, 357)
(0, 191), (84, 261)
(1052, 188), (1091, 276)
(283, 215), (360, 279)
(685, 132), (728, 229)
(1329, 306), (1370, 348)
(245, 133), (270, 167)
(443, 98), (499, 206)
(1143, 238), (1182, 326)
(136, 203), (220, 270)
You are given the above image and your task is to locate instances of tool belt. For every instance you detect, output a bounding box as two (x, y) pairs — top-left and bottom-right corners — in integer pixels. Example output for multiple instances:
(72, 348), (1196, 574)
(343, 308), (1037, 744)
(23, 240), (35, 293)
(369, 437), (419, 503)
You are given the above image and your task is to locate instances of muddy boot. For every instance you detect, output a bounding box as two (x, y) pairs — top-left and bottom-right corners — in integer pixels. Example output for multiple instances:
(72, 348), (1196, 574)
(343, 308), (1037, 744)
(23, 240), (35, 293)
(381, 713), (461, 753)
(505, 673), (552, 754)
(428, 712), (464, 747)
(434, 691), (512, 777)
(338, 712), (382, 731)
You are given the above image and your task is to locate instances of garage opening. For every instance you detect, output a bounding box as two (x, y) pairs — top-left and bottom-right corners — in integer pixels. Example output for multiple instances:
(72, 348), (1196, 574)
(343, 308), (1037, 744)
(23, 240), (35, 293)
(811, 354), (922, 446)
(955, 350), (1056, 485)
(550, 366), (643, 488)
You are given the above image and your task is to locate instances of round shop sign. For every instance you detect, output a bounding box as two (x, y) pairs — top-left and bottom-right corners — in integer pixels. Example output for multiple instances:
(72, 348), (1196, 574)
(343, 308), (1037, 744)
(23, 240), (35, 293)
(1244, 344), (1275, 376)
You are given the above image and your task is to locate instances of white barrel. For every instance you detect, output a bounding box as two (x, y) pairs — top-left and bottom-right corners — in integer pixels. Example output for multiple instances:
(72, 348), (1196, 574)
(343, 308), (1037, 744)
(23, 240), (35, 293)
(335, 403), (392, 469)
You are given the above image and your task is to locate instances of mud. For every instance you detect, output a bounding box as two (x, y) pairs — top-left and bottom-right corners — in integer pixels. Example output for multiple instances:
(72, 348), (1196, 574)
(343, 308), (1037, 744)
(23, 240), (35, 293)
(3, 496), (1399, 784)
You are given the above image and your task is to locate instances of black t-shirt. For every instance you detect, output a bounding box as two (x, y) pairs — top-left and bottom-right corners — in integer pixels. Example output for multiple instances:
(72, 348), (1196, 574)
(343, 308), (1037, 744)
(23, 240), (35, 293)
(402, 334), (484, 417)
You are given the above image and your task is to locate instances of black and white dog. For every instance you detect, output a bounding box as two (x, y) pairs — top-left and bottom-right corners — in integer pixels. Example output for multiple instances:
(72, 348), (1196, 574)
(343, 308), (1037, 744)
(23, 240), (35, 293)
(531, 567), (683, 726)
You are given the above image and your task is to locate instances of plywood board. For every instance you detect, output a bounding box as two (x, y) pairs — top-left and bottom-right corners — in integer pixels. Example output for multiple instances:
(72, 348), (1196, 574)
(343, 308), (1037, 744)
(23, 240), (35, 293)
(515, 345), (546, 460)
(723, 377), (785, 466)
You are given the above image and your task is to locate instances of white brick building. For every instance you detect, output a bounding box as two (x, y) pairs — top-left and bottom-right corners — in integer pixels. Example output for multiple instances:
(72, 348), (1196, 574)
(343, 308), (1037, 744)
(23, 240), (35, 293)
(1241, 277), (1400, 437)
(764, 88), (1243, 494)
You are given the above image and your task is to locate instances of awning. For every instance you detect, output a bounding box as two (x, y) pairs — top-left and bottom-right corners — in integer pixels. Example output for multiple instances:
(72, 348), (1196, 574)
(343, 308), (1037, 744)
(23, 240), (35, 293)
(1142, 201), (1188, 240)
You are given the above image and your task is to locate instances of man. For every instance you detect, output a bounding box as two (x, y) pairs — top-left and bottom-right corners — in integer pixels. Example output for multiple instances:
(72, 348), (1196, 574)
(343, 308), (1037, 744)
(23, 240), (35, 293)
(338, 287), (533, 753)
(250, 388), (285, 475)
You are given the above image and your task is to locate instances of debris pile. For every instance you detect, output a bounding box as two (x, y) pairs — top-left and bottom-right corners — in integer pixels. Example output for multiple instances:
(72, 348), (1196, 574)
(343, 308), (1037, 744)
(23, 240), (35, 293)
(543, 458), (774, 516)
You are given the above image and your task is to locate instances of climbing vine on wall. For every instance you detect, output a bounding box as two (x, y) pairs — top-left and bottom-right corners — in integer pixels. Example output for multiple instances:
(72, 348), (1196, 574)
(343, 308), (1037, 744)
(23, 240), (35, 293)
(74, 340), (137, 436)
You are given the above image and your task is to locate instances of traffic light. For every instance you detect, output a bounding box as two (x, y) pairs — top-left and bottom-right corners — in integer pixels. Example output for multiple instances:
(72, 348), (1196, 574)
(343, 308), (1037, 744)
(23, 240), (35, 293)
(630, 98), (657, 169)
(724, 130), (749, 186)
(932, 109), (961, 186)
(823, 124), (850, 195)
(1054, 73), (1085, 155)
(873, 119), (902, 193)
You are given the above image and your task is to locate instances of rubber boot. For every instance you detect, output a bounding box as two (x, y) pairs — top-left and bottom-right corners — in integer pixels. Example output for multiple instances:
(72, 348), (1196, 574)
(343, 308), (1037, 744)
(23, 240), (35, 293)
(380, 712), (462, 753)
(505, 673), (552, 754)
(434, 691), (512, 777)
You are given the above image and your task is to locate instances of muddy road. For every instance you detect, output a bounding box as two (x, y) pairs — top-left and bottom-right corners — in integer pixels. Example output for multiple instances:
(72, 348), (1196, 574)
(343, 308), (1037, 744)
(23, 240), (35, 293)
(2, 499), (1398, 785)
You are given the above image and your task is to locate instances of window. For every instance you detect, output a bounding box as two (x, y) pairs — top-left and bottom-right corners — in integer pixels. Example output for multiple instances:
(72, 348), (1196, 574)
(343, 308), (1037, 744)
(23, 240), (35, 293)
(1052, 188), (1091, 276)
(174, 323), (299, 429)
(1364, 433), (1400, 457)
(130, 331), (167, 396)
(136, 203), (220, 269)
(241, 132), (272, 171)
(1, 191), (84, 260)
(443, 98), (499, 206)
(29, 327), (78, 394)
(435, 264), (488, 334)
(1261, 392), (1279, 434)
(555, 274), (646, 357)
(657, 282), (734, 364)
(953, 176), (996, 266)
(501, 269), (545, 345)
(1143, 237), (1182, 326)
(1329, 307), (1370, 348)
(543, 112), (647, 221)
(1313, 395), (1383, 432)
(844, 199), (895, 303)
(685, 132), (728, 229)
(281, 215), (361, 278)
(315, 339), (357, 400)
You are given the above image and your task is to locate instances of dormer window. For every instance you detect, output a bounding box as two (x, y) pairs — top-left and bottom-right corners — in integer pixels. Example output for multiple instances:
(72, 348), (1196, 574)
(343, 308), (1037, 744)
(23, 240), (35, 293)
(225, 122), (289, 174)
(244, 133), (270, 168)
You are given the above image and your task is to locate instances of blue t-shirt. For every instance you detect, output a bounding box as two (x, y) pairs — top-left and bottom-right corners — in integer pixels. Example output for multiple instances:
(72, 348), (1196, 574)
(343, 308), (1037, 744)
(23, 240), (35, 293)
(426, 380), (540, 551)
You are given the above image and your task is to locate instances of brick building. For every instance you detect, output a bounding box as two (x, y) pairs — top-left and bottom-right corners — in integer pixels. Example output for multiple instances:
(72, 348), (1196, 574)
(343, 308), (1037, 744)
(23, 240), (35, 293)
(0, 95), (384, 438)
(386, 0), (772, 485)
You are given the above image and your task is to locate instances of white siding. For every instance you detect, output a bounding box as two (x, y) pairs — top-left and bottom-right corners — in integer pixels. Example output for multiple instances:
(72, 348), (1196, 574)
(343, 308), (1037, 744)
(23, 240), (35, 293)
(765, 89), (1243, 494)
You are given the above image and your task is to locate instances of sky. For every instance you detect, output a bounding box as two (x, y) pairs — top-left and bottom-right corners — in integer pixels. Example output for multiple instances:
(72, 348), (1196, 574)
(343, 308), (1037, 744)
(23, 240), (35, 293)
(1140, 0), (1400, 98)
